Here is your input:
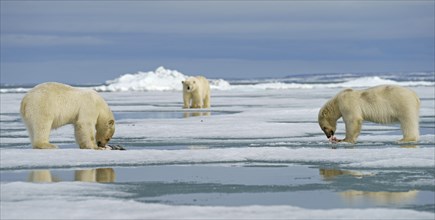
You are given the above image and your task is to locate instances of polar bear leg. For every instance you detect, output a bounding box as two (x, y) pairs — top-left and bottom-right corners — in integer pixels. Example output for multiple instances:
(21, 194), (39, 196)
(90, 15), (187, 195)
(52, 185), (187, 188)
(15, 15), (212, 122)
(23, 121), (34, 145)
(74, 122), (98, 149)
(30, 121), (58, 149)
(203, 93), (210, 108)
(343, 118), (363, 144)
(399, 117), (419, 142)
(192, 101), (203, 108)
(191, 94), (203, 108)
(183, 94), (191, 109)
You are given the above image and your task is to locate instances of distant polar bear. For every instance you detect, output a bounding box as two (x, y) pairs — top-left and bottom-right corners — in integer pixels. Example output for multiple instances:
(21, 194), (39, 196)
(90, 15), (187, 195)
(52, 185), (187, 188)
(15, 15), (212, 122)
(318, 85), (420, 143)
(182, 76), (211, 108)
(20, 82), (115, 149)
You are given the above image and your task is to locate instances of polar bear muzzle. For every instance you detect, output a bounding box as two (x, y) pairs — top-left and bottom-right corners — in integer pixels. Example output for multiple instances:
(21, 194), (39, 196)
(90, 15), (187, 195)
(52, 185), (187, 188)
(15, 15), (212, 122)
(322, 127), (335, 138)
(96, 119), (115, 147)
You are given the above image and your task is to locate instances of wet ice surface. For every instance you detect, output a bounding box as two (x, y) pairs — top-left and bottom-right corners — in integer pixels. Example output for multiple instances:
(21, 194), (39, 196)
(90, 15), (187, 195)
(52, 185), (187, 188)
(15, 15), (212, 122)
(1, 87), (434, 219)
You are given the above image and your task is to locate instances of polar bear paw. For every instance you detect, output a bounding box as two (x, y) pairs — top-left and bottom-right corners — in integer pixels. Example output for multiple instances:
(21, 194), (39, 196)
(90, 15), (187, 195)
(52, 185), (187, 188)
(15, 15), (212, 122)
(33, 143), (58, 149)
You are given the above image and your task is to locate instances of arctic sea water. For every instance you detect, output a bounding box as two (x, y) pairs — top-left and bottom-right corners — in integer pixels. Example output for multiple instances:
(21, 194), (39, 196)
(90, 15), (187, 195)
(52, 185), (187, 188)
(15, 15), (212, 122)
(1, 67), (434, 219)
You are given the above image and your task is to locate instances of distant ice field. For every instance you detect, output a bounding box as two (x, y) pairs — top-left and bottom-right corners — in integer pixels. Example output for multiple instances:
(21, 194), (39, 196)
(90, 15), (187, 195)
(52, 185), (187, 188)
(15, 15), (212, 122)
(0, 69), (434, 219)
(1, 67), (434, 93)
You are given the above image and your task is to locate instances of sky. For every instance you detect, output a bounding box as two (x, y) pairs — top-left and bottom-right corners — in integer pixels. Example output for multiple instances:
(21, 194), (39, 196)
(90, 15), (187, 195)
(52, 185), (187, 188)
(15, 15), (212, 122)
(1, 1), (434, 85)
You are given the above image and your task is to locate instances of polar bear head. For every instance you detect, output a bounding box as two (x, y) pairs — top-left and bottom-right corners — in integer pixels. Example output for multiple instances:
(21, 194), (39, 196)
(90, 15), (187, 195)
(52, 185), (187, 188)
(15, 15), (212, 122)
(318, 113), (336, 138)
(182, 77), (199, 93)
(96, 118), (115, 147)
(318, 103), (338, 139)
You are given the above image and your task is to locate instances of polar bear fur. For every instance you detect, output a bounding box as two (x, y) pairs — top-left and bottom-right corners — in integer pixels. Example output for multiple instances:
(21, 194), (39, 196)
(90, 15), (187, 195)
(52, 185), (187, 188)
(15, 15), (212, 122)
(318, 85), (420, 143)
(182, 76), (211, 108)
(20, 82), (115, 149)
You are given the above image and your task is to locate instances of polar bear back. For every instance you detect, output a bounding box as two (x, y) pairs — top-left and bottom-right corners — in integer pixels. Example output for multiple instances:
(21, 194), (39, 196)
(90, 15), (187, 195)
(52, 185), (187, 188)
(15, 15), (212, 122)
(339, 85), (420, 124)
(194, 76), (210, 97)
(20, 82), (106, 129)
(319, 84), (420, 143)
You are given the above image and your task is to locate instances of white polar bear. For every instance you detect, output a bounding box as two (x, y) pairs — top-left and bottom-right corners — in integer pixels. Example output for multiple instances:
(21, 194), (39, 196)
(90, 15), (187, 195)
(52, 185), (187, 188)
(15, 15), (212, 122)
(20, 82), (115, 149)
(182, 76), (211, 108)
(318, 85), (420, 143)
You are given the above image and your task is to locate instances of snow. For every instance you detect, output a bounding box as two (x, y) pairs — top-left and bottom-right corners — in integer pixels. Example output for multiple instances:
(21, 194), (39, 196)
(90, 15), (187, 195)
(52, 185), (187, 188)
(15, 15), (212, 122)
(1, 69), (434, 219)
(1, 147), (434, 169)
(3, 199), (434, 220)
(331, 76), (434, 88)
(93, 66), (231, 92)
(94, 67), (434, 92)
(2, 67), (432, 93)
(0, 87), (30, 93)
(95, 66), (188, 92)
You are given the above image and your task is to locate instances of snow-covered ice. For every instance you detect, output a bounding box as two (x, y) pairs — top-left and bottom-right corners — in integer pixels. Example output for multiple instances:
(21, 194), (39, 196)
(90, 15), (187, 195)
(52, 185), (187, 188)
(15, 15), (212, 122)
(1, 147), (434, 170)
(1, 182), (434, 219)
(1, 68), (434, 219)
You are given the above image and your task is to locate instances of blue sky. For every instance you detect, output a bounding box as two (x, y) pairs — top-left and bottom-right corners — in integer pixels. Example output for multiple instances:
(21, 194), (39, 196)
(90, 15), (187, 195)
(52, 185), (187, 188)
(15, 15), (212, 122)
(1, 1), (434, 85)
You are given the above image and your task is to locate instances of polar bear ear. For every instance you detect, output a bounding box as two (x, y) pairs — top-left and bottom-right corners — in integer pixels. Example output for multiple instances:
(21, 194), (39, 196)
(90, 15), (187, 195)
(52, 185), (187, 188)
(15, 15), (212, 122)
(321, 108), (330, 116)
(108, 120), (114, 126)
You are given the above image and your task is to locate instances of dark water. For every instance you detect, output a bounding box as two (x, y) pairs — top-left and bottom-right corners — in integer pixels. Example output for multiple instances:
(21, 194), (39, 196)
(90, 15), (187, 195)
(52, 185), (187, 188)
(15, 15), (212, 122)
(1, 164), (434, 212)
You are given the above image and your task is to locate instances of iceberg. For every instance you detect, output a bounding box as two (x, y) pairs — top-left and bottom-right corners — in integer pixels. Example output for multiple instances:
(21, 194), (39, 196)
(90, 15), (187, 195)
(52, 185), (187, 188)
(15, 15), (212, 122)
(1, 68), (433, 93)
(93, 67), (433, 92)
(95, 66), (188, 92)
(94, 66), (231, 92)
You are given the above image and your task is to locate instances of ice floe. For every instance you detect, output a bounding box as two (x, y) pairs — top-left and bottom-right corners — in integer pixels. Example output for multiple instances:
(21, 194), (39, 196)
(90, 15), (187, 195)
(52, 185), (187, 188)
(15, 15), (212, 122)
(1, 181), (434, 220)
(1, 147), (433, 170)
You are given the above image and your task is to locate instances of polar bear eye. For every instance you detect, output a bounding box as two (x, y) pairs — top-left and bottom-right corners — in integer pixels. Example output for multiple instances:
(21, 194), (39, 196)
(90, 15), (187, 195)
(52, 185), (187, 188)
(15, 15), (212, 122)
(106, 138), (110, 142)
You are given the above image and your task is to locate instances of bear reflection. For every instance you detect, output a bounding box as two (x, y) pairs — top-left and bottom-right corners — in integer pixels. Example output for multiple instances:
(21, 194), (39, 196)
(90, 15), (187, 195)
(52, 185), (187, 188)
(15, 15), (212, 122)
(28, 168), (115, 183)
(183, 112), (211, 118)
(319, 168), (371, 180)
(75, 168), (115, 182)
(319, 168), (418, 205)
(28, 170), (55, 182)
(400, 145), (417, 148)
(340, 190), (419, 205)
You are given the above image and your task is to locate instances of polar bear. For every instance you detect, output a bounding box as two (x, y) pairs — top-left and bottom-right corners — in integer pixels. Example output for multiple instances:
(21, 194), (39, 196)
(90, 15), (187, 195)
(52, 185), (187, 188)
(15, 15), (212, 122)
(182, 76), (211, 108)
(20, 82), (115, 149)
(318, 85), (420, 143)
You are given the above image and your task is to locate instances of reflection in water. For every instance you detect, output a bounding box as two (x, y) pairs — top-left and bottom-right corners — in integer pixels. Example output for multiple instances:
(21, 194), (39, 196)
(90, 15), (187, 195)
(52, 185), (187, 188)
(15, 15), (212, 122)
(183, 112), (211, 118)
(28, 168), (115, 183)
(319, 169), (419, 205)
(340, 190), (419, 205)
(94, 168), (116, 182)
(400, 145), (417, 148)
(187, 145), (210, 150)
(319, 168), (372, 180)
(28, 170), (53, 182)
(75, 168), (116, 182)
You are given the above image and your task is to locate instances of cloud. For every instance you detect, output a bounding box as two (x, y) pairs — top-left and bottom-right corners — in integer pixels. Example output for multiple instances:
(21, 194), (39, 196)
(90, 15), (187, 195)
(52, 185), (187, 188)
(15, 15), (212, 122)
(1, 1), (433, 40)
(1, 34), (109, 47)
(0, 1), (433, 84)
